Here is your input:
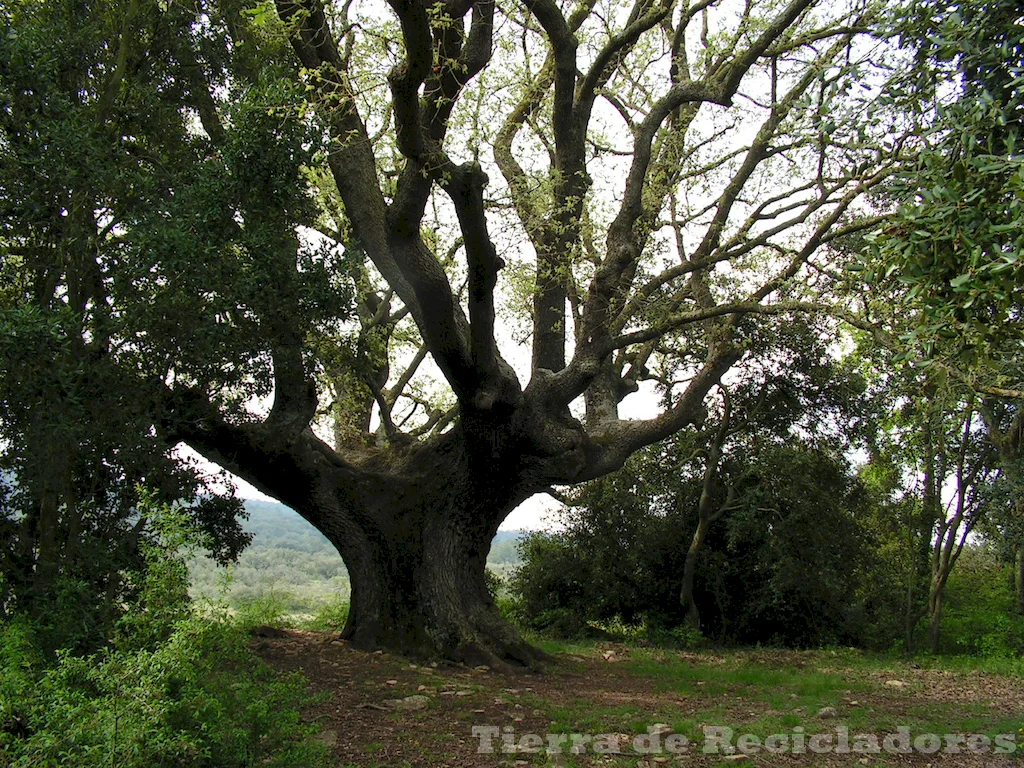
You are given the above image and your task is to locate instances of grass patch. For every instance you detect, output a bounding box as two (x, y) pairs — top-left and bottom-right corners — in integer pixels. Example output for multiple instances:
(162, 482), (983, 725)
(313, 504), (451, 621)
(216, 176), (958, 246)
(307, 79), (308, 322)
(521, 641), (1024, 757)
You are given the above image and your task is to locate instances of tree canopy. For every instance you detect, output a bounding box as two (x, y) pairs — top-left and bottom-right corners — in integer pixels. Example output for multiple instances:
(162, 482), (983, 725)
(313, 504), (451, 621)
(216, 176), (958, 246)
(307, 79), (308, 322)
(0, 0), (980, 664)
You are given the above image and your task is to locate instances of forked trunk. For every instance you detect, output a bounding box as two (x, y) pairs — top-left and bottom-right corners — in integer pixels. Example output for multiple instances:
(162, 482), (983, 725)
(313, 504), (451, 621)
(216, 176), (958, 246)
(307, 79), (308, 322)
(179, 360), (720, 668)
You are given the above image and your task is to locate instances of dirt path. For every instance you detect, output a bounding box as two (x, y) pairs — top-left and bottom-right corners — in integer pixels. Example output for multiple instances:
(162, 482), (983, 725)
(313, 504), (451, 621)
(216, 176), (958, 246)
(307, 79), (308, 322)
(252, 631), (1024, 767)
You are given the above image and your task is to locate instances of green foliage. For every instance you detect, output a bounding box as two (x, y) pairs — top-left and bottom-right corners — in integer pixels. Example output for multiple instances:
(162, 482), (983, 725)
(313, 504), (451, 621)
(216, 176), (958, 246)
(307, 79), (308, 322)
(0, 617), (327, 768)
(715, 446), (879, 647)
(190, 501), (350, 615)
(234, 591), (296, 630)
(302, 596), (350, 631)
(483, 566), (502, 601)
(0, 0), (290, 651)
(0, 496), (327, 768)
(486, 531), (524, 565)
(509, 326), (893, 648)
(510, 443), (885, 648)
(863, 0), (1024, 365)
(939, 545), (1024, 657)
(509, 532), (594, 637)
(0, 483), (246, 657)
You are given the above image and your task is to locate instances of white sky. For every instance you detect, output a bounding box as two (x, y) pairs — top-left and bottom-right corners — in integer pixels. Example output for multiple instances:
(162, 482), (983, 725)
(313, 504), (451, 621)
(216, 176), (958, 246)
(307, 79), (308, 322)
(193, 0), (895, 537)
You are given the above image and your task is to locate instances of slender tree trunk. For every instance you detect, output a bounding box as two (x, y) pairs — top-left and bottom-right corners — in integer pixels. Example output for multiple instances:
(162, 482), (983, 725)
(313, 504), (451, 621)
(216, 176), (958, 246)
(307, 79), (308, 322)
(906, 401), (941, 655)
(34, 491), (59, 578)
(904, 590), (925, 654)
(925, 400), (979, 656)
(1017, 545), (1024, 616)
(680, 389), (731, 630)
(680, 520), (708, 628)
(904, 614), (914, 654)
(926, 576), (945, 654)
(903, 533), (932, 655)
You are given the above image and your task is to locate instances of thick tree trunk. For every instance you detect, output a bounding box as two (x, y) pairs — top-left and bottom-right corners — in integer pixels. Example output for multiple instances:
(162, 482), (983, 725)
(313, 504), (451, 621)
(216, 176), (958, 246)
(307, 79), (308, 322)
(336, 509), (542, 667)
(279, 424), (552, 669)
(176, 349), (721, 668)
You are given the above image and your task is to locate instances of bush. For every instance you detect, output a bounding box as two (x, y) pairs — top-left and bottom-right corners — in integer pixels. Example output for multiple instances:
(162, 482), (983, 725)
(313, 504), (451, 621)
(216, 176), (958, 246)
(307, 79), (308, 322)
(234, 590), (295, 629)
(303, 596), (350, 631)
(507, 532), (592, 635)
(0, 497), (328, 768)
(509, 444), (883, 648)
(0, 617), (327, 768)
(941, 545), (1024, 657)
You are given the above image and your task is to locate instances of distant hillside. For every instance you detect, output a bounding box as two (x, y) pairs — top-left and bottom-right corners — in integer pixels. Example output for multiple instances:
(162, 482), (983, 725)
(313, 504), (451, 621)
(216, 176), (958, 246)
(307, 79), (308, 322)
(238, 500), (524, 564)
(240, 500), (336, 555)
(488, 530), (523, 565)
(190, 499), (524, 611)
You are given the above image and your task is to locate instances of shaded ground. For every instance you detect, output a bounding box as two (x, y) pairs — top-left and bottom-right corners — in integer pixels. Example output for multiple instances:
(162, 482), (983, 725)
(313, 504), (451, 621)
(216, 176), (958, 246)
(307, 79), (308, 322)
(252, 631), (1024, 768)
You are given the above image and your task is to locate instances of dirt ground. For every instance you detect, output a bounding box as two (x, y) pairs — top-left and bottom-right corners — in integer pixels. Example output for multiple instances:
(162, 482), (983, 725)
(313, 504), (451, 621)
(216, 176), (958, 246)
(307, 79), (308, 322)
(252, 630), (1024, 767)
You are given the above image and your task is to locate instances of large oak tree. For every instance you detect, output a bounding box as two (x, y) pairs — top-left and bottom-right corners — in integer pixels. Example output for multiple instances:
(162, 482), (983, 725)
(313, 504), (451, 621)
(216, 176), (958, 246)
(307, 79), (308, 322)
(1, 0), (905, 664)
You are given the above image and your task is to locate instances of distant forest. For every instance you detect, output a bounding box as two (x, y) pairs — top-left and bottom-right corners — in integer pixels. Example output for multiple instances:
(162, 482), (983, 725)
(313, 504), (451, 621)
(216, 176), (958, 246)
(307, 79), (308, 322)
(189, 500), (523, 613)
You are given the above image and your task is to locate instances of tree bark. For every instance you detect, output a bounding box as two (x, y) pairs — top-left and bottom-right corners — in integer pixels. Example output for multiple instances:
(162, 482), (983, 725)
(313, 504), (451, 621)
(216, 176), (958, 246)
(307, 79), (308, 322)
(172, 395), (578, 668)
(926, 581), (944, 654)
(906, 399), (941, 655)
(680, 520), (707, 628)
(680, 389), (732, 629)
(311, 468), (546, 668)
(904, 591), (920, 655)
(1017, 544), (1024, 616)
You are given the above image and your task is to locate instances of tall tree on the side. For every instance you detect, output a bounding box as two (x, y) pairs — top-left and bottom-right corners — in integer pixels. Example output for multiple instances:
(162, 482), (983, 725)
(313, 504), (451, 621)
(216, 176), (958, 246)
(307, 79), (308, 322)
(852, 0), (1024, 651)
(0, 0), (264, 648)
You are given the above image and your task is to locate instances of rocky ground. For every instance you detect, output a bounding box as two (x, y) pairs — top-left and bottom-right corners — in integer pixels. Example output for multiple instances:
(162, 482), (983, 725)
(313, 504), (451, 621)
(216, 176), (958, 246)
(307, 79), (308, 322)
(252, 630), (1024, 768)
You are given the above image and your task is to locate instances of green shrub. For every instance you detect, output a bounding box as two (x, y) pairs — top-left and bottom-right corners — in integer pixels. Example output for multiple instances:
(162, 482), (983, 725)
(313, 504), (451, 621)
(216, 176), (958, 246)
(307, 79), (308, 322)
(648, 621), (706, 649)
(303, 597), (350, 631)
(0, 619), (37, 744)
(484, 567), (503, 600)
(234, 590), (295, 630)
(0, 496), (328, 768)
(0, 617), (327, 768)
(509, 445), (884, 648)
(507, 532), (591, 634)
(941, 546), (1024, 657)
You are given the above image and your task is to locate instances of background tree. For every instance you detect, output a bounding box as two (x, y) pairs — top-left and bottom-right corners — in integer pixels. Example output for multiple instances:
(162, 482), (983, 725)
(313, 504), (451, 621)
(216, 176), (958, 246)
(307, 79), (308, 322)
(846, 0), (1024, 651)
(861, 0), (1023, 372)
(0, 0), (265, 651)
(851, 346), (1007, 653)
(677, 385), (734, 630)
(979, 401), (1024, 615)
(916, 392), (998, 653)
(673, 317), (868, 628)
(510, 441), (879, 647)
(2, 0), (907, 664)
(512, 319), (878, 646)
